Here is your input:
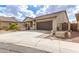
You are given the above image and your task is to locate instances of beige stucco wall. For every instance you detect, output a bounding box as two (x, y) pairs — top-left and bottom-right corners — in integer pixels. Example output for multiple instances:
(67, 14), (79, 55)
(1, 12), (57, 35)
(35, 11), (69, 31)
(0, 21), (10, 29)
(55, 12), (69, 31)
(76, 14), (79, 31)
(53, 17), (57, 31)
(36, 18), (53, 22)
(77, 22), (79, 31)
(17, 22), (26, 30)
(56, 12), (69, 23)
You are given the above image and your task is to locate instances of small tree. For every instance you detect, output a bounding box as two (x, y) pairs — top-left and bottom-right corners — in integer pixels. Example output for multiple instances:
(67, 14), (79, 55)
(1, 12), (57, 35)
(8, 23), (18, 30)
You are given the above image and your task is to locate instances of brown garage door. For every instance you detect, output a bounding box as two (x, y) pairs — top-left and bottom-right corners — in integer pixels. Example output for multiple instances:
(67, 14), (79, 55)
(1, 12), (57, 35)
(36, 21), (52, 30)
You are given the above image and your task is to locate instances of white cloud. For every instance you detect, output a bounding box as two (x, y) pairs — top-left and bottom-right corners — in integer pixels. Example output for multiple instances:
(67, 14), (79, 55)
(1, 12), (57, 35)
(19, 5), (28, 11)
(73, 6), (79, 14)
(0, 13), (7, 17)
(70, 19), (77, 23)
(0, 5), (78, 22)
(18, 5), (36, 18)
(25, 10), (36, 17)
(36, 5), (49, 16)
(66, 6), (79, 22)
(1, 5), (36, 21)
(0, 12), (16, 17)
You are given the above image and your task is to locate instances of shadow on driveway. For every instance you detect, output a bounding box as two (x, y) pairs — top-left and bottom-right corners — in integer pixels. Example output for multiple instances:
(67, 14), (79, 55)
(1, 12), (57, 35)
(0, 42), (49, 53)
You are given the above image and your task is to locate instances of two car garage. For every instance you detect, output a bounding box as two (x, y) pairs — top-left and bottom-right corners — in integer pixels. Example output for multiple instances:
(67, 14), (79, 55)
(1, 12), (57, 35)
(36, 21), (52, 31)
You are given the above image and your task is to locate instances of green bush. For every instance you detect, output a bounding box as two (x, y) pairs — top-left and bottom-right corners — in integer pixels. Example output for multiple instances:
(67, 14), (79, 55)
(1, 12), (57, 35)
(8, 23), (18, 30)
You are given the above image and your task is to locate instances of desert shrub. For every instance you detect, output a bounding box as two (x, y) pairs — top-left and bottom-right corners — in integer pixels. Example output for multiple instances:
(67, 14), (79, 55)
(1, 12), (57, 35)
(8, 23), (18, 30)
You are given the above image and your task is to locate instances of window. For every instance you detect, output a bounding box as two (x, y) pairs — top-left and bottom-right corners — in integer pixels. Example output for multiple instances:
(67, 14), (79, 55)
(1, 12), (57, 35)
(57, 23), (62, 31)
(57, 22), (68, 31)
(62, 22), (68, 31)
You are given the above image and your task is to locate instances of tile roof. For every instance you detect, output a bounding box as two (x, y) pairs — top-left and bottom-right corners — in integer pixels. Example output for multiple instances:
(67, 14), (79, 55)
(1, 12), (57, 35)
(23, 17), (34, 22)
(23, 10), (69, 23)
(35, 10), (66, 18)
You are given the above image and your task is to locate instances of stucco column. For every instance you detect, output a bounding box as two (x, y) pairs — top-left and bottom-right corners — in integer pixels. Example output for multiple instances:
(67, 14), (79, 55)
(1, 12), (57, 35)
(53, 18), (57, 32)
(32, 21), (34, 30)
(68, 22), (70, 31)
(32, 21), (35, 30)
(33, 20), (37, 30)
(77, 21), (79, 31)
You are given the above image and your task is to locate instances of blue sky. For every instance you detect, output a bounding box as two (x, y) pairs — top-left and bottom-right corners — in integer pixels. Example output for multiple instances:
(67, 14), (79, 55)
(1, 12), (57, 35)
(0, 5), (78, 22)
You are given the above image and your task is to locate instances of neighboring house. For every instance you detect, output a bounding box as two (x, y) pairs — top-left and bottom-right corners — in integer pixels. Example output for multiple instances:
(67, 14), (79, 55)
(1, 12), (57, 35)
(76, 13), (79, 31)
(24, 10), (70, 32)
(17, 22), (26, 31)
(70, 23), (77, 31)
(70, 20), (77, 31)
(0, 16), (17, 30)
(0, 16), (26, 30)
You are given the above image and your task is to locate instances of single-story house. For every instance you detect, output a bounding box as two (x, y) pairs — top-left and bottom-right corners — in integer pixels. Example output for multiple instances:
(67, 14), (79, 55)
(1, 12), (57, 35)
(17, 22), (26, 31)
(24, 10), (70, 32)
(76, 13), (79, 31)
(70, 23), (77, 31)
(0, 16), (17, 30)
(0, 16), (26, 30)
(70, 20), (77, 31)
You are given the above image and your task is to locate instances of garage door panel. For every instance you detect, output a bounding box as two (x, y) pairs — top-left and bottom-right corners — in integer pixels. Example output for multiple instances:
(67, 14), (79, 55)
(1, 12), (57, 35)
(36, 21), (52, 30)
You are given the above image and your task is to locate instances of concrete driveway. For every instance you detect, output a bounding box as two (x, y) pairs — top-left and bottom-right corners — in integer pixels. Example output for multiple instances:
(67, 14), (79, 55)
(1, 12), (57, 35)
(0, 31), (79, 53)
(0, 31), (52, 53)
